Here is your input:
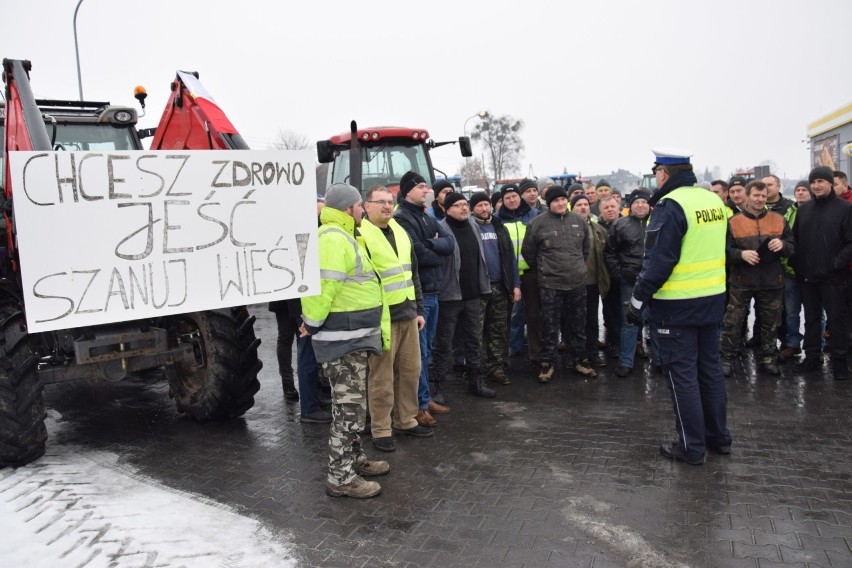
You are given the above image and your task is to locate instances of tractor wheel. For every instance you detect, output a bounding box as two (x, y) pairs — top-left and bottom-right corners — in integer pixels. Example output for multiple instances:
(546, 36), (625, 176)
(165, 307), (261, 421)
(0, 306), (45, 468)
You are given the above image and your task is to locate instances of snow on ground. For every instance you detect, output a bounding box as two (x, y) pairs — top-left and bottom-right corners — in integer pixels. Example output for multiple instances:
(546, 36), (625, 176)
(0, 444), (298, 568)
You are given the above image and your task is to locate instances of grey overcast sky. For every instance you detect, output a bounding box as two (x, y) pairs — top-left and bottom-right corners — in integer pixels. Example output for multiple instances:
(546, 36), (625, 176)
(3, 0), (851, 185)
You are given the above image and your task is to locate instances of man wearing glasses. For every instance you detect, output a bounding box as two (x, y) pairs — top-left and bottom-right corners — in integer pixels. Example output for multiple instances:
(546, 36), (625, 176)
(360, 186), (433, 452)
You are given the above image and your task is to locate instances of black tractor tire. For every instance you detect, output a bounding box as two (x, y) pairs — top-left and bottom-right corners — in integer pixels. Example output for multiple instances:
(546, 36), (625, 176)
(0, 306), (46, 468)
(165, 307), (261, 421)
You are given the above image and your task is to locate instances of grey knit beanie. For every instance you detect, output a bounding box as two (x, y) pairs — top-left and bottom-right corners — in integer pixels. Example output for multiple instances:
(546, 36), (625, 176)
(324, 183), (361, 210)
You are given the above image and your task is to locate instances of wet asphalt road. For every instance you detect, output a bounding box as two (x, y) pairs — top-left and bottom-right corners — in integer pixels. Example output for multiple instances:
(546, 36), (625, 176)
(2, 304), (851, 568)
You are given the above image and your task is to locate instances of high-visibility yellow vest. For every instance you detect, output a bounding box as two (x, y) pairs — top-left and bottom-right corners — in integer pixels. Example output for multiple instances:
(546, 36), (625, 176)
(301, 207), (390, 357)
(503, 220), (529, 274)
(359, 219), (416, 307)
(653, 186), (727, 300)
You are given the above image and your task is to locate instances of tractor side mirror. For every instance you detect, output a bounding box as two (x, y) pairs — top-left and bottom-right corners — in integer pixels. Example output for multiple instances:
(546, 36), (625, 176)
(458, 136), (473, 158)
(316, 140), (335, 163)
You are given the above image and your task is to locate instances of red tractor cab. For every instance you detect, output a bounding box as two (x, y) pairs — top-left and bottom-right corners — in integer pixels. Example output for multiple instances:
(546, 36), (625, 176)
(316, 122), (472, 197)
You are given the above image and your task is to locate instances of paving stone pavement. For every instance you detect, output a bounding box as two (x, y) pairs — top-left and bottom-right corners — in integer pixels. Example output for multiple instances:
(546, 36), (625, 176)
(3, 305), (851, 567)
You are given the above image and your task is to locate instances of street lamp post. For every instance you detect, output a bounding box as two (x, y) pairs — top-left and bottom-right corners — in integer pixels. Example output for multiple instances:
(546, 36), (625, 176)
(73, 0), (86, 101)
(463, 110), (489, 138)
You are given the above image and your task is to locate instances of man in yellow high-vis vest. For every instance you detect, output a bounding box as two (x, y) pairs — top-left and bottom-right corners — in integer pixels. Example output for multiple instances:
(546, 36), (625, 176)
(360, 186), (433, 453)
(626, 149), (732, 466)
(301, 183), (391, 499)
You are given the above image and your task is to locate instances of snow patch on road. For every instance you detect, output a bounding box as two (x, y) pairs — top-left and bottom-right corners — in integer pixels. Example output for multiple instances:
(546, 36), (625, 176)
(492, 401), (531, 430)
(0, 446), (298, 568)
(560, 496), (691, 568)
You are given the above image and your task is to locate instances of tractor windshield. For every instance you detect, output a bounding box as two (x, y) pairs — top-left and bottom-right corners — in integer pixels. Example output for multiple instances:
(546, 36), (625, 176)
(331, 139), (432, 194)
(49, 123), (139, 152)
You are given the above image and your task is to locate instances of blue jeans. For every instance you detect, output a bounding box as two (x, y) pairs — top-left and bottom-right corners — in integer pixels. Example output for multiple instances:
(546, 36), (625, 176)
(418, 294), (439, 410)
(619, 282), (643, 369)
(297, 332), (320, 415)
(509, 299), (526, 353)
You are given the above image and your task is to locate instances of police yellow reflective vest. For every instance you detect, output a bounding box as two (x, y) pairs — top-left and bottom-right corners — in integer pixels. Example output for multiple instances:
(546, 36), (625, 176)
(653, 186), (727, 300)
(301, 207), (390, 362)
(358, 219), (416, 307)
(502, 220), (530, 274)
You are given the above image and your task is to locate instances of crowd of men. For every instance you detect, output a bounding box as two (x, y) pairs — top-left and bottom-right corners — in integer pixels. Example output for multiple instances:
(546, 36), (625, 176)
(272, 158), (852, 498)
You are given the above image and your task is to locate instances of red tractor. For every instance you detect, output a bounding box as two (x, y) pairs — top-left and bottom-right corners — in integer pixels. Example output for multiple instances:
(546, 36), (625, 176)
(0, 59), (262, 467)
(316, 122), (472, 196)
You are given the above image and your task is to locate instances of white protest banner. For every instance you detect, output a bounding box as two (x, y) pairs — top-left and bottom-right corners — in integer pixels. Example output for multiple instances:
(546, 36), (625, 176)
(9, 149), (320, 333)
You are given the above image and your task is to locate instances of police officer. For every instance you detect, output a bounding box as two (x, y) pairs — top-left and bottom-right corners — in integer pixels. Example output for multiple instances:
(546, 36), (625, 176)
(626, 149), (732, 465)
(301, 182), (392, 498)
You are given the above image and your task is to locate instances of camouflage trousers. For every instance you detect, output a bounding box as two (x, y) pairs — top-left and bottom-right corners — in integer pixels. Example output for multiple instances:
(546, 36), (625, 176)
(481, 283), (510, 375)
(322, 351), (369, 486)
(540, 285), (587, 364)
(720, 286), (783, 360)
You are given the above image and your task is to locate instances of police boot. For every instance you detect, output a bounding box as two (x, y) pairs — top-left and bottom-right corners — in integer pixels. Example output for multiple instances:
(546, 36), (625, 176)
(467, 367), (496, 398)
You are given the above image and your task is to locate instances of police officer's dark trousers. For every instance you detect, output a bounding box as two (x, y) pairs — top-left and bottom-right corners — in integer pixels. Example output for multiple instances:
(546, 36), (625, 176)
(657, 322), (730, 459)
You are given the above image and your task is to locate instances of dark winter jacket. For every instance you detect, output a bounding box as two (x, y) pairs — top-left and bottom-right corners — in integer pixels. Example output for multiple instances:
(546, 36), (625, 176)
(394, 199), (456, 294)
(791, 190), (852, 283)
(521, 209), (589, 291)
(437, 217), (491, 301)
(605, 214), (648, 285)
(476, 215), (521, 296)
(586, 219), (610, 296)
(725, 208), (794, 290)
(766, 195), (794, 216)
(496, 199), (538, 224)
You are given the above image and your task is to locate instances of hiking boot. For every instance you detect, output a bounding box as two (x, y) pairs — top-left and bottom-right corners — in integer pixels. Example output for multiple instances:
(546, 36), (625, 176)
(587, 352), (607, 367)
(489, 368), (512, 385)
(798, 356), (822, 372)
(538, 362), (555, 383)
(300, 409), (332, 424)
(779, 345), (802, 360)
(762, 359), (780, 375)
(325, 476), (381, 499)
(467, 368), (496, 398)
(416, 410), (437, 428)
(372, 437), (395, 452)
(282, 379), (299, 402)
(615, 365), (631, 378)
(430, 381), (448, 406)
(573, 361), (597, 378)
(354, 459), (390, 477)
(721, 359), (733, 377)
(427, 400), (450, 414)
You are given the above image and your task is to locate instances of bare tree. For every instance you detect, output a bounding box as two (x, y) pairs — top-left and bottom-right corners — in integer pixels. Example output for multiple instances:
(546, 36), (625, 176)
(459, 157), (489, 189)
(273, 128), (312, 150)
(471, 114), (524, 180)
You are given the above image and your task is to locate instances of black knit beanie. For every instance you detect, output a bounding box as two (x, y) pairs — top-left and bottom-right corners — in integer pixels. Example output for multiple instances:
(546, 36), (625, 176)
(399, 171), (426, 200)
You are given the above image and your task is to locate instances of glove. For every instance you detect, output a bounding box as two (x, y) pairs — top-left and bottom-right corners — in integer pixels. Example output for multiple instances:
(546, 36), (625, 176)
(626, 296), (643, 326)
